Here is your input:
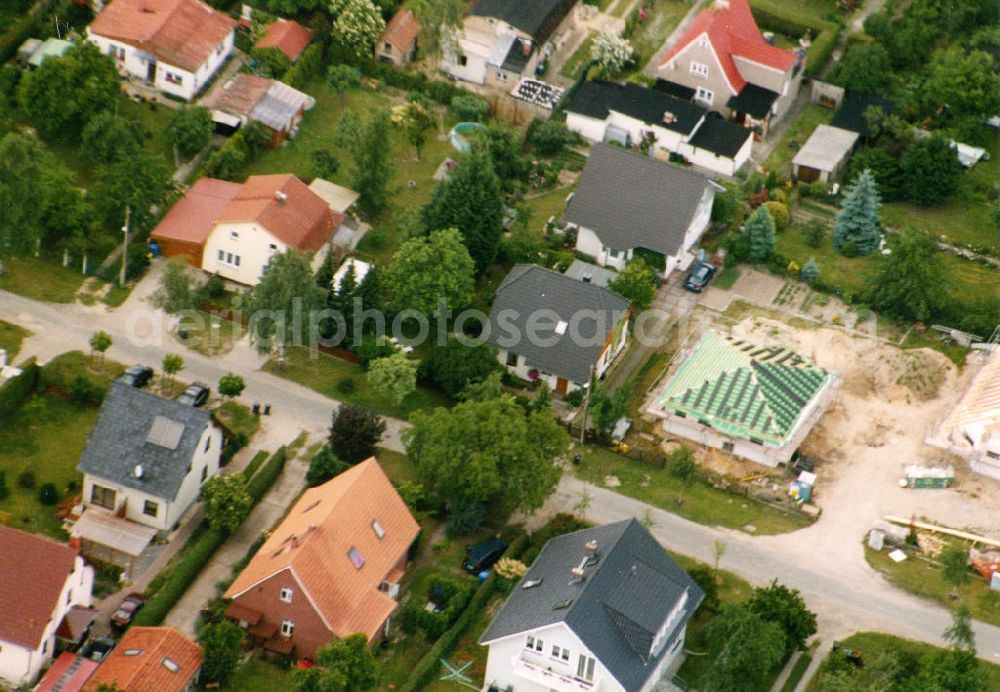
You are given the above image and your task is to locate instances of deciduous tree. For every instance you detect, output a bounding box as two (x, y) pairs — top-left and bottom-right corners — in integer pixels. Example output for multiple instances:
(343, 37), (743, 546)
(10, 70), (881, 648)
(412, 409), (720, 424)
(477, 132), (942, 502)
(831, 42), (892, 95)
(867, 231), (946, 323)
(332, 0), (386, 57)
(201, 474), (252, 534)
(93, 150), (172, 234)
(152, 259), (196, 314)
(422, 147), (503, 274)
(327, 64), (362, 104)
(292, 634), (377, 692)
(218, 373), (246, 399)
(608, 259), (656, 310)
(421, 338), (501, 396)
(329, 403), (386, 464)
(82, 112), (143, 165)
(748, 581), (817, 655)
(702, 603), (786, 691)
(167, 106), (213, 158)
(939, 544), (971, 598)
(900, 136), (962, 206)
(246, 251), (327, 354)
(384, 228), (476, 315)
(918, 47), (1000, 124)
(591, 32), (634, 75)
(197, 621), (246, 685)
(833, 169), (881, 256)
(306, 445), (348, 487)
(391, 100), (434, 160)
(404, 395), (568, 515)
(367, 352), (418, 404)
(19, 43), (119, 136)
(89, 332), (112, 365)
(411, 0), (465, 56)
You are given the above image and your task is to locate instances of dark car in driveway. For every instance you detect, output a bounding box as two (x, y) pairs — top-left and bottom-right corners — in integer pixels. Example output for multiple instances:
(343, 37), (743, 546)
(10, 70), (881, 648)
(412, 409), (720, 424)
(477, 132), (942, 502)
(177, 382), (210, 407)
(463, 538), (508, 574)
(683, 262), (717, 292)
(81, 636), (116, 662)
(118, 365), (154, 388)
(110, 593), (147, 629)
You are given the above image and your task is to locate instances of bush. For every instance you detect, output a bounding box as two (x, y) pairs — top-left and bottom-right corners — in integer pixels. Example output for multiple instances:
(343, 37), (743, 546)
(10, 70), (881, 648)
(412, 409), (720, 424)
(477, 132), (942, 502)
(336, 376), (356, 393)
(284, 43), (324, 90)
(97, 242), (151, 284)
(200, 274), (226, 301)
(447, 498), (487, 536)
(16, 470), (36, 489)
(242, 450), (269, 479)
(765, 201), (789, 231)
(400, 577), (473, 639)
(666, 447), (699, 484)
(0, 361), (39, 420)
(246, 447), (287, 503)
(565, 389), (585, 407)
(38, 482), (59, 505)
(526, 119), (580, 155)
(450, 94), (489, 122)
(68, 375), (102, 406)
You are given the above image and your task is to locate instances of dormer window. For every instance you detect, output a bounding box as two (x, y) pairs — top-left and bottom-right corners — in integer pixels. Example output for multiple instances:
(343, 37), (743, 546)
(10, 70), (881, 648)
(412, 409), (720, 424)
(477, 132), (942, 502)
(372, 519), (386, 539)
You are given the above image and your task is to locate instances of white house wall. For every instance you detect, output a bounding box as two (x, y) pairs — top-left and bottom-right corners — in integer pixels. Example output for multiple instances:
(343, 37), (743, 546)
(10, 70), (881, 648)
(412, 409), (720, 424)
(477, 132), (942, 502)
(87, 29), (233, 101)
(83, 425), (222, 530)
(203, 221), (289, 286)
(565, 112), (608, 143)
(0, 556), (93, 687)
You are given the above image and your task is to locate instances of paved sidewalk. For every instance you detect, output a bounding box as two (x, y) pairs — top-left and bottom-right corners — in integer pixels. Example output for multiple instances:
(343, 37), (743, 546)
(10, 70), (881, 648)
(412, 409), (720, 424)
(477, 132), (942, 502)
(163, 443), (312, 636)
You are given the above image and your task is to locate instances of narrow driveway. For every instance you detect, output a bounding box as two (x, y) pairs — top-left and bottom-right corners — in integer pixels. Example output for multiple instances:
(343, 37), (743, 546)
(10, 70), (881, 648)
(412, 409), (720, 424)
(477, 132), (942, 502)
(0, 286), (408, 451)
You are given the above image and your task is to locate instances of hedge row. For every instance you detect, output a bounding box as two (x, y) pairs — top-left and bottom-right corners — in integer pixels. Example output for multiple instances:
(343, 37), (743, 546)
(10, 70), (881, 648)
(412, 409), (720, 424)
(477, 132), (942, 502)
(134, 446), (288, 626)
(284, 43), (324, 91)
(399, 533), (530, 692)
(242, 450), (270, 479)
(0, 361), (39, 420)
(748, 0), (841, 78)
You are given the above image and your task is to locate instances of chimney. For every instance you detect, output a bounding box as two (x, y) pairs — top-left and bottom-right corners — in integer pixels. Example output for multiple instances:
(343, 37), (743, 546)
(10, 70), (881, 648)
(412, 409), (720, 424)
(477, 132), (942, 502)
(275, 190), (288, 204)
(585, 540), (598, 557)
(570, 566), (585, 582)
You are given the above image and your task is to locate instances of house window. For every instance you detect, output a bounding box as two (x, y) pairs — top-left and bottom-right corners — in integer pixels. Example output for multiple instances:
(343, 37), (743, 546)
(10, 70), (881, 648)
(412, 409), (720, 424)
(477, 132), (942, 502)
(722, 441), (735, 452)
(695, 87), (714, 105)
(348, 546), (365, 569)
(280, 587), (293, 603)
(505, 351), (518, 367)
(235, 255), (241, 267)
(496, 71), (507, 82)
(750, 437), (763, 446)
(576, 655), (596, 682)
(269, 243), (277, 251)
(201, 466), (208, 482)
(281, 620), (294, 637)
(67, 589), (72, 604)
(221, 253), (242, 268)
(384, 42), (392, 52)
(43, 640), (48, 654)
(458, 54), (467, 66)
(552, 644), (570, 661)
(204, 436), (211, 452)
(217, 249), (224, 262)
(690, 61), (709, 78)
(371, 519), (386, 539)
(525, 635), (543, 652)
(230, 231), (239, 240)
(91, 485), (116, 510)
(143, 500), (159, 517)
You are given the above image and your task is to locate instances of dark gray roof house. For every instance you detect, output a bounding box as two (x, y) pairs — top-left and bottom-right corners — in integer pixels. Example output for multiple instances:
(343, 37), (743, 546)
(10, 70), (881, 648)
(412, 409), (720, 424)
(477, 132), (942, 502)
(469, 0), (577, 43)
(487, 264), (630, 385)
(77, 382), (217, 502)
(567, 80), (707, 137)
(565, 143), (715, 257)
(480, 519), (704, 691)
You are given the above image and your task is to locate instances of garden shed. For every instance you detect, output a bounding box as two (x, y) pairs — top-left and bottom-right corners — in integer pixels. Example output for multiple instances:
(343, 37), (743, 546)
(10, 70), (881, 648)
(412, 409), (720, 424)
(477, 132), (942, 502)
(792, 124), (859, 183)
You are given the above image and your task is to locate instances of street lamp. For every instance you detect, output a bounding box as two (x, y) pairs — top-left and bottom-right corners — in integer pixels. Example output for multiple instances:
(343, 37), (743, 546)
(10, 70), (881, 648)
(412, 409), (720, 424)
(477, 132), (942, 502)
(119, 206), (131, 288)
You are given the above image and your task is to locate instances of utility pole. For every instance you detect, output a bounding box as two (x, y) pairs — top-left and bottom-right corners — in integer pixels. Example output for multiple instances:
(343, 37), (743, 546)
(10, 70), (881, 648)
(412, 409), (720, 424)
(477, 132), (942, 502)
(119, 206), (131, 288)
(579, 365), (595, 444)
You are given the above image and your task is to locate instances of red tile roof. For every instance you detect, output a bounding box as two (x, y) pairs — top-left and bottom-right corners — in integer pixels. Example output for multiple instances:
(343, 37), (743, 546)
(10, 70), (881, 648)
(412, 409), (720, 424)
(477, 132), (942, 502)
(89, 0), (235, 73)
(659, 0), (797, 93)
(256, 18), (310, 62)
(150, 177), (243, 246)
(215, 174), (341, 252)
(381, 9), (420, 53)
(37, 652), (100, 692)
(0, 526), (80, 650)
(225, 458), (420, 642)
(83, 627), (202, 692)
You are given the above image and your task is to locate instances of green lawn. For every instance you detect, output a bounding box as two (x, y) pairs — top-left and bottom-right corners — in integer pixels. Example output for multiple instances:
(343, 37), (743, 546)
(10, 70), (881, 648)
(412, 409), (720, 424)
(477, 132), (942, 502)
(560, 33), (596, 79)
(775, 222), (875, 296)
(265, 347), (451, 420)
(713, 264), (741, 289)
(781, 651), (813, 692)
(0, 321), (29, 362)
(235, 81), (461, 268)
(865, 545), (1000, 628)
(0, 395), (97, 538)
(212, 401), (261, 440)
(522, 186), (574, 230)
(758, 0), (839, 21)
(627, 0), (690, 74)
(376, 447), (420, 484)
(575, 445), (813, 534)
(765, 104), (835, 174)
(219, 657), (291, 691)
(806, 632), (1000, 691)
(0, 256), (86, 303)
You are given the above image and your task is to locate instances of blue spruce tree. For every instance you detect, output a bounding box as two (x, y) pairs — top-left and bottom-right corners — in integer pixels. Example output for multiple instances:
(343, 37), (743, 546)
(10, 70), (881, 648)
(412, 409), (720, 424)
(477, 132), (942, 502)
(833, 169), (881, 256)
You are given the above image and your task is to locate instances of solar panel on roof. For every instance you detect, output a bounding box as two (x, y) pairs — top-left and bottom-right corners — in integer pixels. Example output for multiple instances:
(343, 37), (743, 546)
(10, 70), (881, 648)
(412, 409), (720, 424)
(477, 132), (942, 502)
(146, 416), (184, 450)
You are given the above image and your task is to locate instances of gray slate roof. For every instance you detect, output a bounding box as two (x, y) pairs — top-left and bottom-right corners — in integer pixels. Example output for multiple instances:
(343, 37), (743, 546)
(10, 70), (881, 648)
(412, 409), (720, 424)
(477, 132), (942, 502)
(566, 80), (706, 136)
(77, 382), (215, 502)
(487, 264), (630, 384)
(564, 259), (619, 288)
(469, 0), (576, 42)
(565, 143), (714, 256)
(480, 519), (704, 691)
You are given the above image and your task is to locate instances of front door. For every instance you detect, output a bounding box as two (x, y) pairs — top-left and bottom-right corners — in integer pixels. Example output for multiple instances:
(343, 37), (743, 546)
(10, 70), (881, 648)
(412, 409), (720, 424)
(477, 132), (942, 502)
(556, 378), (569, 396)
(146, 59), (157, 82)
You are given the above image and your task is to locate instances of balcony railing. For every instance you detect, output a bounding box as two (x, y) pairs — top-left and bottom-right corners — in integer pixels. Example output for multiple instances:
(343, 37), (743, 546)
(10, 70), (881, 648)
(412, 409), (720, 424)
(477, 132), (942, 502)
(510, 653), (596, 691)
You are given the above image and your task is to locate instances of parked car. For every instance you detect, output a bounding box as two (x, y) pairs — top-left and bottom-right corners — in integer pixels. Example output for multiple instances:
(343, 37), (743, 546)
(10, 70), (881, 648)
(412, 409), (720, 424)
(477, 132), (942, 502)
(683, 262), (717, 292)
(81, 637), (116, 662)
(110, 593), (147, 629)
(177, 382), (210, 407)
(463, 538), (508, 574)
(118, 365), (154, 388)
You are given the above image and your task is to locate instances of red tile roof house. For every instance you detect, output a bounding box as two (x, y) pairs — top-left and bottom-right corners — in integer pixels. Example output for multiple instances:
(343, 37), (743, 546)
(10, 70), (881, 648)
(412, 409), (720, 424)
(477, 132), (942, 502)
(256, 18), (311, 62)
(0, 526), (94, 688)
(86, 0), (236, 101)
(376, 9), (421, 67)
(151, 174), (347, 285)
(223, 458), (420, 660)
(83, 627), (202, 692)
(656, 0), (803, 135)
